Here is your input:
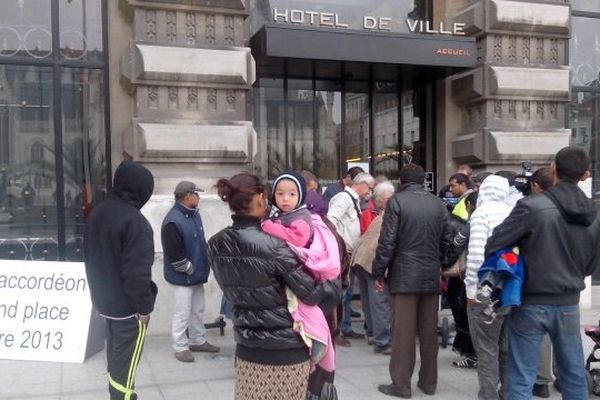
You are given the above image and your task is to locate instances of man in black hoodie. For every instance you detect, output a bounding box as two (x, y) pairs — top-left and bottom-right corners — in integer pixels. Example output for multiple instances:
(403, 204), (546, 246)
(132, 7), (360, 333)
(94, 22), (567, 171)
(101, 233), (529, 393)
(485, 146), (600, 400)
(85, 160), (157, 400)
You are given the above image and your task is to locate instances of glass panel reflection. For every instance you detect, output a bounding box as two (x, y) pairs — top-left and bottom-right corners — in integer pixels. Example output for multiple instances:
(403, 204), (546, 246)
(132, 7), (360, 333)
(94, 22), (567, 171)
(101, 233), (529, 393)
(571, 17), (600, 88)
(0, 0), (52, 59)
(59, 0), (104, 62)
(345, 83), (370, 173)
(401, 89), (422, 167)
(571, 1), (600, 13)
(569, 91), (600, 201)
(62, 68), (107, 262)
(0, 65), (57, 260)
(254, 78), (285, 179)
(315, 81), (342, 182)
(373, 81), (399, 179)
(288, 79), (314, 173)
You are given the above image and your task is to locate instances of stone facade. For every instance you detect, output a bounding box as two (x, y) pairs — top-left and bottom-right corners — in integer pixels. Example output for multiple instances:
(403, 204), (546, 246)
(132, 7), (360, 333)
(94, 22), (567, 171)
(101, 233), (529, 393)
(114, 0), (255, 334)
(448, 0), (571, 170)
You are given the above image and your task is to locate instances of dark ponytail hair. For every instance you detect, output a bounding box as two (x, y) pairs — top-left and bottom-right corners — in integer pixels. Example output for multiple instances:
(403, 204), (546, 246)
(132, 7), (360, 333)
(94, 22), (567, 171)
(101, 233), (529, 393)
(215, 173), (265, 214)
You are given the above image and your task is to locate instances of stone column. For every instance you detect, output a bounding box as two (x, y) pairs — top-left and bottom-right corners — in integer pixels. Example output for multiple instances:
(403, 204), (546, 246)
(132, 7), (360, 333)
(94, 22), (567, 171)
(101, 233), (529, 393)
(449, 0), (571, 171)
(116, 0), (254, 334)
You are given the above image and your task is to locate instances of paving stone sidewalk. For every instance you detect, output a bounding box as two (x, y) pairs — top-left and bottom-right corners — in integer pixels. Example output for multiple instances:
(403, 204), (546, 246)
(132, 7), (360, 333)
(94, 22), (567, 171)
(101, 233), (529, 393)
(2, 294), (599, 400)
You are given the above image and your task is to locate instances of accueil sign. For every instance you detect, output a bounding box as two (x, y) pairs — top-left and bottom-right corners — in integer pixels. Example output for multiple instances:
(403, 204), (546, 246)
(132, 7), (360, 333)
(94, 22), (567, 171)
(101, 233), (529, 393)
(0, 260), (95, 363)
(272, 8), (466, 35)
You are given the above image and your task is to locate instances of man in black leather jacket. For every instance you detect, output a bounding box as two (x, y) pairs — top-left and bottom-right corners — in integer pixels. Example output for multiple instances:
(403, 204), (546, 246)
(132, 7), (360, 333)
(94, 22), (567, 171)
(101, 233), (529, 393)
(373, 163), (452, 398)
(485, 146), (600, 400)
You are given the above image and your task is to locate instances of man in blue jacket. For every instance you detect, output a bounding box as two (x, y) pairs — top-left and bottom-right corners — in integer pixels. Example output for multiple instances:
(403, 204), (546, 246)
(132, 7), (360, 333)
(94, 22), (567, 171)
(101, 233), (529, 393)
(161, 181), (219, 362)
(85, 160), (157, 400)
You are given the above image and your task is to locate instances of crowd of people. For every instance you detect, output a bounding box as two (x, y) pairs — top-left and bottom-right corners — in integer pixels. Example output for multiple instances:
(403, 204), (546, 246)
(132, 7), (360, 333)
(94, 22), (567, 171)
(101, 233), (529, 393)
(83, 145), (600, 400)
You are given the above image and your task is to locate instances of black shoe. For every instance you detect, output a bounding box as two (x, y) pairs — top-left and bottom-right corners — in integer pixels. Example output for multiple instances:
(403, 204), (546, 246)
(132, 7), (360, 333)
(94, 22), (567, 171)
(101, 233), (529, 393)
(553, 379), (561, 393)
(378, 384), (411, 398)
(533, 383), (550, 398)
(351, 309), (361, 318)
(417, 382), (435, 395)
(374, 345), (392, 355)
(342, 330), (365, 339)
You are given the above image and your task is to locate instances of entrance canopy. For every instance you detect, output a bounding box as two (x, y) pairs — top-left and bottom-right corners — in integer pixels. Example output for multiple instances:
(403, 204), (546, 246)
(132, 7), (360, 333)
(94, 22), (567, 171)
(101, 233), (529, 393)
(251, 24), (477, 73)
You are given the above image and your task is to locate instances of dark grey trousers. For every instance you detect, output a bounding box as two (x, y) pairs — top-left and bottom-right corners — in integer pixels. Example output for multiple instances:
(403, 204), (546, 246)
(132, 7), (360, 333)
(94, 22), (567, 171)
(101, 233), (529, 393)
(467, 302), (507, 400)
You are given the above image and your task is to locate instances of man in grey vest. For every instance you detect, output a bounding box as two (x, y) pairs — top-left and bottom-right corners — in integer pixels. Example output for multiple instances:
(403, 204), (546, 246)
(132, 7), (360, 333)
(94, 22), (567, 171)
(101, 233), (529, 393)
(161, 181), (219, 362)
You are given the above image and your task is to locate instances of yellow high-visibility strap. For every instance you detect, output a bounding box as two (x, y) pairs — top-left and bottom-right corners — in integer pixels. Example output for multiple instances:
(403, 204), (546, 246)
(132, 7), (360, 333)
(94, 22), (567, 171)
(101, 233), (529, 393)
(108, 373), (134, 400)
(126, 320), (146, 392)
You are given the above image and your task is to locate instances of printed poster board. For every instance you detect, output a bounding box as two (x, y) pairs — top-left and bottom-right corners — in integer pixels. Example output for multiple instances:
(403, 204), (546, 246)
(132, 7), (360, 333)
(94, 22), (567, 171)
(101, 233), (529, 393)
(0, 260), (104, 363)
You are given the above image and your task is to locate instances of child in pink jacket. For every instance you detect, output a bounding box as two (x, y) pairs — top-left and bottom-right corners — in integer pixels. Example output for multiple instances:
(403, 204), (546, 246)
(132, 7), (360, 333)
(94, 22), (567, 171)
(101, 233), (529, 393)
(262, 171), (340, 374)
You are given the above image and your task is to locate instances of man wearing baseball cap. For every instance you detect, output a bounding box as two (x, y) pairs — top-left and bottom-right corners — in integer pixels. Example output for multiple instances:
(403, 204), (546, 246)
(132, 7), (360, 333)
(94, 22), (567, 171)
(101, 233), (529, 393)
(161, 181), (219, 362)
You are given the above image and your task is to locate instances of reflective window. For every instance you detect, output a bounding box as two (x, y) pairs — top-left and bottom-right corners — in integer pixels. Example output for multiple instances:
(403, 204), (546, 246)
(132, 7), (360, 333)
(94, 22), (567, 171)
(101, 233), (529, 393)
(62, 68), (106, 261)
(401, 89), (422, 167)
(253, 74), (431, 184)
(572, 0), (600, 13)
(373, 82), (399, 179)
(570, 16), (600, 88)
(0, 2), (107, 261)
(569, 92), (600, 200)
(345, 84), (370, 176)
(60, 0), (104, 62)
(288, 79), (314, 173)
(315, 80), (342, 182)
(0, 65), (58, 260)
(0, 0), (52, 59)
(254, 78), (285, 179)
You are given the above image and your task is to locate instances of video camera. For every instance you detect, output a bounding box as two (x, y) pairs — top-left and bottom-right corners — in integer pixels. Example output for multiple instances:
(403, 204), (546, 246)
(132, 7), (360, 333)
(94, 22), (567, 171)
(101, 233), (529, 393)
(515, 161), (533, 196)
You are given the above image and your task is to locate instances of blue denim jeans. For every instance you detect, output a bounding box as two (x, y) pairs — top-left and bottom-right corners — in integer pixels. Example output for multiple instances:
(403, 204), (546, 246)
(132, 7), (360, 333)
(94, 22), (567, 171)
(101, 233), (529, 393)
(219, 295), (233, 319)
(506, 304), (588, 400)
(341, 269), (356, 335)
(354, 266), (391, 348)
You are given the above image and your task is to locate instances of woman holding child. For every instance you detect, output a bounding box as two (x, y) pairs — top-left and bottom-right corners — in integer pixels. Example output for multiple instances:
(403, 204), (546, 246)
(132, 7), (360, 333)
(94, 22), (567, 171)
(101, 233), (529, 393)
(208, 172), (342, 400)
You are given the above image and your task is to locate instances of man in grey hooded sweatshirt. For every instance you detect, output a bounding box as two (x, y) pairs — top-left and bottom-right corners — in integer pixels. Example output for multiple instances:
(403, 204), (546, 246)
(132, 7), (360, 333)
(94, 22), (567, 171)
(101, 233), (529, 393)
(464, 175), (512, 400)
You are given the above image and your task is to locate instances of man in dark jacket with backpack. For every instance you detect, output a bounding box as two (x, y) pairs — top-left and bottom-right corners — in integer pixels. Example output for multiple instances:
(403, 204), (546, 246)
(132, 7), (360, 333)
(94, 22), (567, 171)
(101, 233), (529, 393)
(84, 160), (157, 400)
(485, 146), (600, 399)
(161, 181), (219, 363)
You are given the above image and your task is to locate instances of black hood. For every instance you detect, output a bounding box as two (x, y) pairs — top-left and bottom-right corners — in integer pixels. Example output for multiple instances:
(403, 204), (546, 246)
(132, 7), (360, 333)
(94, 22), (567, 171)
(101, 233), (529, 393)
(112, 160), (154, 209)
(544, 182), (597, 226)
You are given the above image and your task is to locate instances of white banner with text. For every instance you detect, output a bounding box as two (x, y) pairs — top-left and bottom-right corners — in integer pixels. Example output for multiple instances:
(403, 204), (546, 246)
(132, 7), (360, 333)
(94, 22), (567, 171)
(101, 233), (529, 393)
(0, 260), (93, 363)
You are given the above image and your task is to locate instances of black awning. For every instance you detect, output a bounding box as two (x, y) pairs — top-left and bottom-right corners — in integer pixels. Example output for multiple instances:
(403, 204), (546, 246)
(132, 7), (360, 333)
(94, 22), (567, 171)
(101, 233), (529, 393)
(251, 24), (477, 69)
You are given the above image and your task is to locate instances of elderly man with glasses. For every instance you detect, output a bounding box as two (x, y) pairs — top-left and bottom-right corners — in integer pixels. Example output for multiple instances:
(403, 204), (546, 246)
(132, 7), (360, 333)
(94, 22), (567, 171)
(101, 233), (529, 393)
(327, 172), (376, 346)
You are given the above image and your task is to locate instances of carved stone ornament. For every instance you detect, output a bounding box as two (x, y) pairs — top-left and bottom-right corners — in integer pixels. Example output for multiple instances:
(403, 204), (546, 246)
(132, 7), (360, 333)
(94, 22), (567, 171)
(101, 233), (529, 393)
(523, 37), (530, 64)
(206, 14), (216, 44)
(146, 10), (157, 42)
(186, 12), (196, 45)
(225, 16), (235, 45)
(148, 86), (158, 108)
(168, 86), (178, 108)
(167, 11), (177, 43)
(207, 88), (217, 111)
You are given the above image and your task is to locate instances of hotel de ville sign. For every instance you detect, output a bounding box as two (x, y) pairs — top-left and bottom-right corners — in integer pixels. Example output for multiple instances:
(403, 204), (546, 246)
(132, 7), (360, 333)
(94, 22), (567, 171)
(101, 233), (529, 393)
(272, 8), (466, 36)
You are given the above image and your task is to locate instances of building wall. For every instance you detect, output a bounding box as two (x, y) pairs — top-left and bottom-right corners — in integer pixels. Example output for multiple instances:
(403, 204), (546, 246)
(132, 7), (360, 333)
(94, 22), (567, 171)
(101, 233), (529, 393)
(444, 0), (571, 176)
(110, 0), (255, 335)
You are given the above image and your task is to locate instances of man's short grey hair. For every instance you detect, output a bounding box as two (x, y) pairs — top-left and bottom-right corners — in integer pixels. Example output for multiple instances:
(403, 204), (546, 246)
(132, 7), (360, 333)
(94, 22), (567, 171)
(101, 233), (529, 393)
(353, 172), (375, 186)
(373, 181), (395, 201)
